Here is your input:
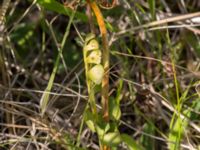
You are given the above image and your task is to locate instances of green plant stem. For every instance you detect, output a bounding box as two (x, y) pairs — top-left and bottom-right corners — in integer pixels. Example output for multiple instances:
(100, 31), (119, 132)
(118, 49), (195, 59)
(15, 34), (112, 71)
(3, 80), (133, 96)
(83, 49), (97, 116)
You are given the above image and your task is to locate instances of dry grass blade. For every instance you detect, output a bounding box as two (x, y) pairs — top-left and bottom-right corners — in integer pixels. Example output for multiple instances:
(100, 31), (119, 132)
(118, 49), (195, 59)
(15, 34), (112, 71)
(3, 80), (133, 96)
(116, 11), (200, 35)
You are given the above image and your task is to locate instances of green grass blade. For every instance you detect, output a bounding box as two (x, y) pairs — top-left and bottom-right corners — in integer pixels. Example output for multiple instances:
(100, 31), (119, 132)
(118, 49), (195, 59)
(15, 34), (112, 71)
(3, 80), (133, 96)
(40, 53), (60, 116)
(40, 7), (76, 116)
(168, 86), (193, 150)
(148, 0), (156, 20)
(140, 123), (155, 150)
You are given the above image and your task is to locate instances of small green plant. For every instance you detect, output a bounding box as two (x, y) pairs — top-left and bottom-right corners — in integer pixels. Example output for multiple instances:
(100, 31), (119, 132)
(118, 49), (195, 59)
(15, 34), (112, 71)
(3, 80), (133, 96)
(82, 35), (142, 149)
(82, 33), (120, 148)
(83, 33), (104, 116)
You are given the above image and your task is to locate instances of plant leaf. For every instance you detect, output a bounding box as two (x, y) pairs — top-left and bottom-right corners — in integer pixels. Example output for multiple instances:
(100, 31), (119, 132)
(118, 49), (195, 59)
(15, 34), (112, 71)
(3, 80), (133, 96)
(121, 134), (144, 150)
(102, 132), (121, 146)
(84, 108), (96, 132)
(36, 0), (87, 22)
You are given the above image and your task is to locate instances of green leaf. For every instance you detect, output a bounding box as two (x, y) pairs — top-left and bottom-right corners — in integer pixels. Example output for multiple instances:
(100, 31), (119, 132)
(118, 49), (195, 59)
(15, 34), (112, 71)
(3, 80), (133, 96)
(96, 122), (110, 137)
(168, 87), (191, 150)
(116, 79), (123, 104)
(148, 0), (155, 20)
(102, 132), (121, 146)
(168, 117), (183, 150)
(84, 108), (96, 132)
(109, 80), (123, 121)
(109, 97), (121, 121)
(36, 0), (87, 22)
(190, 97), (200, 119)
(168, 98), (200, 150)
(121, 134), (144, 150)
(140, 123), (155, 149)
(112, 105), (121, 121)
(105, 20), (114, 32)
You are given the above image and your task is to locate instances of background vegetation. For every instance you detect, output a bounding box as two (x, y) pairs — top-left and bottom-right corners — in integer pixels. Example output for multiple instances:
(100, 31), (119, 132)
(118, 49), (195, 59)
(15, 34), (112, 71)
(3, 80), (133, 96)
(0, 0), (200, 149)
